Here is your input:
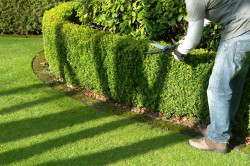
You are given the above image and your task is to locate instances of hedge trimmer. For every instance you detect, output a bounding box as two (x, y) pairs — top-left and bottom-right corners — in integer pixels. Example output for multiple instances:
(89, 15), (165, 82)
(145, 37), (185, 54)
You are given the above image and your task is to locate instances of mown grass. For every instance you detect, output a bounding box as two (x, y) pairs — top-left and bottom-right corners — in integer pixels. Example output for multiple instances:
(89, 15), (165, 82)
(0, 37), (249, 166)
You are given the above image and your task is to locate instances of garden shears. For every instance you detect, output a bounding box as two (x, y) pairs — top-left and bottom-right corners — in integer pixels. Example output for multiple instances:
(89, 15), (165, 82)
(145, 37), (185, 54)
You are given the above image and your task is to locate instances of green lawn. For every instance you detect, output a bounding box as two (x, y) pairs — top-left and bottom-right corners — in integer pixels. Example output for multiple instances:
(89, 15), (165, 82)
(0, 37), (249, 166)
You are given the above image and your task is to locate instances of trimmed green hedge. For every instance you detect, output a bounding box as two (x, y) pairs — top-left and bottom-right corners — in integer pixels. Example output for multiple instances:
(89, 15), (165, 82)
(43, 2), (249, 137)
(0, 0), (71, 35)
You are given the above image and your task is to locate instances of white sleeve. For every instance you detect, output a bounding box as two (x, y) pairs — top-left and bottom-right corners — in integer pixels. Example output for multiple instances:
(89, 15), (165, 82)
(177, 19), (204, 55)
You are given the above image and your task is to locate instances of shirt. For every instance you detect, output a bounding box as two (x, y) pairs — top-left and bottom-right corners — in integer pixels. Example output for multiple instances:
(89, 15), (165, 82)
(178, 0), (250, 54)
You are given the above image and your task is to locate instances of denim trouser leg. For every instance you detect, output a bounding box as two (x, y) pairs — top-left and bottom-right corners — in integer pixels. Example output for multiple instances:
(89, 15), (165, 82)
(206, 31), (250, 143)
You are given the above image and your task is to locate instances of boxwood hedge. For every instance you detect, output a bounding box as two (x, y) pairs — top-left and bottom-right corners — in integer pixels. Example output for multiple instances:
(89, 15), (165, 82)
(43, 2), (249, 137)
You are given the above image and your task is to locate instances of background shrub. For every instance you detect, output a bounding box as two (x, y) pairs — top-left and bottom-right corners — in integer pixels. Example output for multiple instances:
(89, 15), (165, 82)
(43, 2), (249, 138)
(76, 0), (221, 51)
(0, 0), (221, 50)
(0, 0), (72, 35)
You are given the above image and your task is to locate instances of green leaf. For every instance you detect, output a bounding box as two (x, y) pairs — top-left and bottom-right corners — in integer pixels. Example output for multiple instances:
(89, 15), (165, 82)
(120, 5), (124, 12)
(132, 11), (136, 17)
(177, 15), (183, 22)
(168, 19), (176, 26)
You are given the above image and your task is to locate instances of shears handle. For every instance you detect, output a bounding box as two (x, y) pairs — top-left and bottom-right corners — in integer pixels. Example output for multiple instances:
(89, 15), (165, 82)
(175, 36), (185, 45)
(164, 36), (186, 51)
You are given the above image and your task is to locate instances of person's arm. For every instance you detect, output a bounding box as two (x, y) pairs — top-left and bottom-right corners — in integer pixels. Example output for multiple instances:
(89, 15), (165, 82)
(177, 19), (204, 55)
(172, 0), (208, 61)
(173, 18), (211, 61)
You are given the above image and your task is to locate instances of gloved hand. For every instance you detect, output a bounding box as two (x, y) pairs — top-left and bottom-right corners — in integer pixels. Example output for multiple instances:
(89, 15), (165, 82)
(172, 50), (186, 62)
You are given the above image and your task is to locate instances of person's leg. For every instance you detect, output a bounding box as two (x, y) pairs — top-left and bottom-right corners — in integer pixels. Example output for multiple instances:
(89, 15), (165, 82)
(206, 40), (232, 143)
(228, 35), (250, 128)
(207, 32), (250, 143)
(189, 31), (250, 153)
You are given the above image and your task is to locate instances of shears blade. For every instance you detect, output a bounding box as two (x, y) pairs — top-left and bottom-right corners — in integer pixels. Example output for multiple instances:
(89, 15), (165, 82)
(145, 49), (165, 54)
(146, 43), (173, 54)
(146, 36), (185, 54)
(148, 43), (166, 49)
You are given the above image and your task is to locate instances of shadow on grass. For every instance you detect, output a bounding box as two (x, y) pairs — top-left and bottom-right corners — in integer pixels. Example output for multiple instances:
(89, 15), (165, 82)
(0, 83), (44, 97)
(0, 95), (64, 115)
(0, 105), (110, 144)
(37, 133), (187, 166)
(0, 82), (62, 115)
(0, 113), (187, 165)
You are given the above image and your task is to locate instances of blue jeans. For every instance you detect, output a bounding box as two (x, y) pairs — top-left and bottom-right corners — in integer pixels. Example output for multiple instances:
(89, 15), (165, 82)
(206, 31), (250, 143)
